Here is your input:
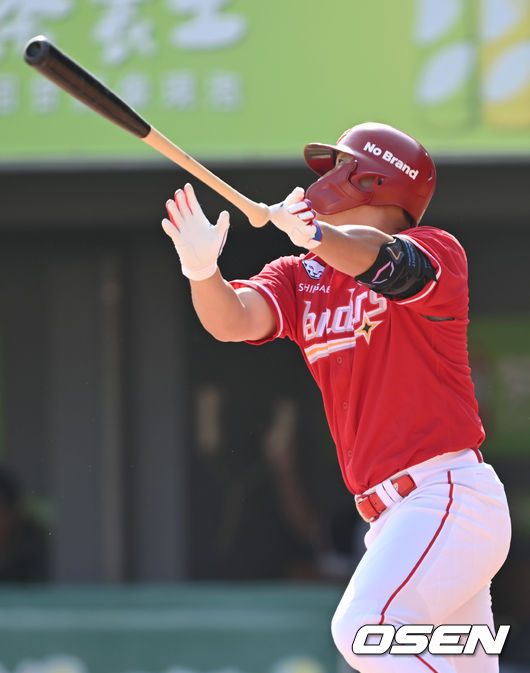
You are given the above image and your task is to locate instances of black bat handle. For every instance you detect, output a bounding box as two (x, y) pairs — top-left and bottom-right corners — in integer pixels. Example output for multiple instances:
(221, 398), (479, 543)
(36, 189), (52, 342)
(24, 35), (151, 139)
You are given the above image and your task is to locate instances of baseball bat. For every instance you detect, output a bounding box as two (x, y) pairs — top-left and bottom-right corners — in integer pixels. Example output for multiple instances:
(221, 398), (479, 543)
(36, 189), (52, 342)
(23, 35), (271, 228)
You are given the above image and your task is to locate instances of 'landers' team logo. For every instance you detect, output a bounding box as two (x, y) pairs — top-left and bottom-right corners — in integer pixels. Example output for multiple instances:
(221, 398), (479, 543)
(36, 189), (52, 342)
(303, 288), (387, 364)
(302, 259), (325, 280)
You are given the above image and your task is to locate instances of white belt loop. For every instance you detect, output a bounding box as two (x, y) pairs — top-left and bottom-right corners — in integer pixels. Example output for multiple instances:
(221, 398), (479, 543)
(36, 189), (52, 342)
(382, 478), (405, 504)
(375, 480), (398, 508)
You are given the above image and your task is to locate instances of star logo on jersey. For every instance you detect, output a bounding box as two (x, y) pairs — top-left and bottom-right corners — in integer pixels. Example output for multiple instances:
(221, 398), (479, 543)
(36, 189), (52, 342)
(354, 312), (382, 344)
(302, 259), (326, 280)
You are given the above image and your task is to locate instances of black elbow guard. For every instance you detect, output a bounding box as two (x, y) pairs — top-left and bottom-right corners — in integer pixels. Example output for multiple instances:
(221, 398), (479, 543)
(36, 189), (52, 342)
(355, 237), (437, 299)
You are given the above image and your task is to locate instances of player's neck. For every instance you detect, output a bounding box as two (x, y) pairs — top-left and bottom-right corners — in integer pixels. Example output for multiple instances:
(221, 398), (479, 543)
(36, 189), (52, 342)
(317, 205), (410, 235)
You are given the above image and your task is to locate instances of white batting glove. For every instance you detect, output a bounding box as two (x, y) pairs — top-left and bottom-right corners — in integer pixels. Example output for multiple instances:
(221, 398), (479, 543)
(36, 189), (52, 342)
(269, 187), (323, 250)
(162, 183), (230, 281)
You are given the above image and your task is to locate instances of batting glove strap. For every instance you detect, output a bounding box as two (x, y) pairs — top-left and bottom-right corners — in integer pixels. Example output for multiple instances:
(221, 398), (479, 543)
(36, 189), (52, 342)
(270, 187), (322, 250)
(181, 261), (219, 282)
(312, 219), (323, 243)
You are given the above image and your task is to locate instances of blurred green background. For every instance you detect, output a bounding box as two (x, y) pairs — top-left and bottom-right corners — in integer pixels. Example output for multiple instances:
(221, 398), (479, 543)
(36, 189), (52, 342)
(1, 0), (529, 161)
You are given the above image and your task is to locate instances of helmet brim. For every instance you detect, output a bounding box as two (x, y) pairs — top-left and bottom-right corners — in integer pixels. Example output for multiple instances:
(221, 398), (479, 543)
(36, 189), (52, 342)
(304, 142), (355, 176)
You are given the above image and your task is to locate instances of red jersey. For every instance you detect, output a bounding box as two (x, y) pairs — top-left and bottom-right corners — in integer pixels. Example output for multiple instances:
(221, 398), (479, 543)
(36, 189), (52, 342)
(231, 226), (484, 494)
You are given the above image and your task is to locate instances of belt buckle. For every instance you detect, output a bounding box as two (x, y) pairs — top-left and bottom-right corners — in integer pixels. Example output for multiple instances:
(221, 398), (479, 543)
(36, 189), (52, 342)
(355, 494), (382, 523)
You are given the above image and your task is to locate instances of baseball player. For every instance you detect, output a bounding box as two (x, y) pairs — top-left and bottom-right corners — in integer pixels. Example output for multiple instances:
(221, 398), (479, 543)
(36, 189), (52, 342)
(161, 122), (511, 673)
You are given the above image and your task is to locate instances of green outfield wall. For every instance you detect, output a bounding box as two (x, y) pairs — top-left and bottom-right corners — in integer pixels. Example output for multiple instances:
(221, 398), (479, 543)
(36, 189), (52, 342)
(1, 0), (529, 162)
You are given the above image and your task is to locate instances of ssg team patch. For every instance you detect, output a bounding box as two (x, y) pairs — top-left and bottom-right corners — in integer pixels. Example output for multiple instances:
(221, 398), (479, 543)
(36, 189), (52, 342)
(302, 259), (326, 280)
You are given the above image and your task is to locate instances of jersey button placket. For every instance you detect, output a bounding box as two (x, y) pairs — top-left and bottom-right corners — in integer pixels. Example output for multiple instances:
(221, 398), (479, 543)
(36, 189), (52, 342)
(342, 401), (348, 409)
(336, 356), (343, 364)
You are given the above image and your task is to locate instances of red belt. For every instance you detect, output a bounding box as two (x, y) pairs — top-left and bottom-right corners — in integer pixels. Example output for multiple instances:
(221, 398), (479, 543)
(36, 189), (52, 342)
(356, 474), (417, 523)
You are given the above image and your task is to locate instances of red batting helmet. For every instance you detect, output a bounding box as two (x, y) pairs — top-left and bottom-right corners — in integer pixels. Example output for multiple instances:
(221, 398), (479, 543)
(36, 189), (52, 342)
(304, 123), (436, 224)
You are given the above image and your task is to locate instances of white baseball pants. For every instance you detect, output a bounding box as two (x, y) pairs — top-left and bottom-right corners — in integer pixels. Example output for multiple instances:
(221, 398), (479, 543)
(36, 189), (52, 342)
(331, 449), (511, 673)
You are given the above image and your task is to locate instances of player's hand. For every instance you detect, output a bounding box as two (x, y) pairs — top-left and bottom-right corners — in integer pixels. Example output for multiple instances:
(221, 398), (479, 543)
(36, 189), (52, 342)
(269, 187), (322, 250)
(162, 183), (230, 281)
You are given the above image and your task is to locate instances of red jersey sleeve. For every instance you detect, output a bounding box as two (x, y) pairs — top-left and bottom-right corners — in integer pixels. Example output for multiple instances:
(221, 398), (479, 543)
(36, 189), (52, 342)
(230, 255), (299, 344)
(393, 226), (469, 318)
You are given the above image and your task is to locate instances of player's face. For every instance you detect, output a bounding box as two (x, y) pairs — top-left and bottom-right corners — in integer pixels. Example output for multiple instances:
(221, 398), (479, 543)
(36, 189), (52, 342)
(335, 151), (376, 189)
(313, 152), (404, 233)
(335, 151), (355, 167)
(313, 152), (371, 226)
(313, 152), (375, 225)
